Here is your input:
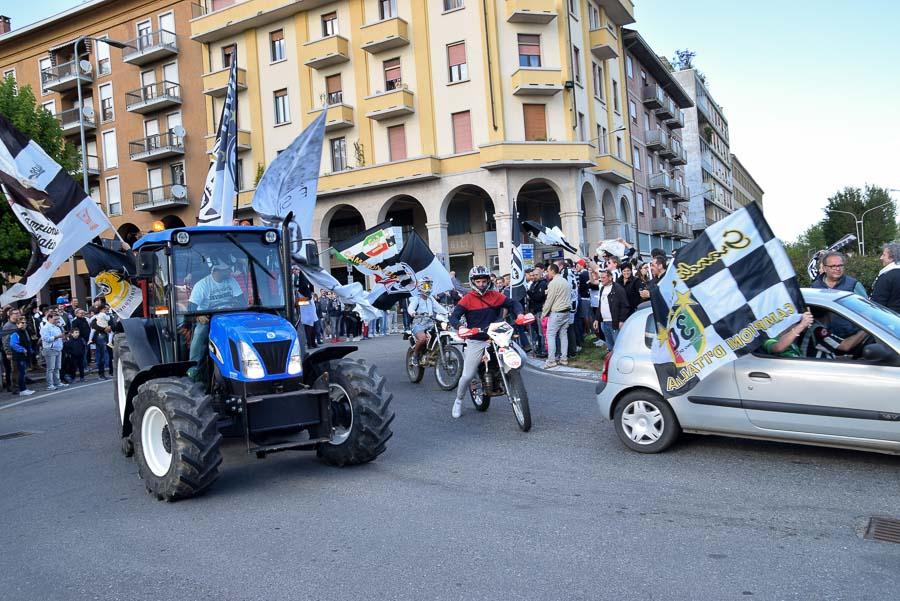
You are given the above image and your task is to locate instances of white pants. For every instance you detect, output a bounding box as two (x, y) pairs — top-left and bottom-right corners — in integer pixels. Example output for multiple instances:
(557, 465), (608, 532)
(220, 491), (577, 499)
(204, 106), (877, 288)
(454, 340), (489, 401)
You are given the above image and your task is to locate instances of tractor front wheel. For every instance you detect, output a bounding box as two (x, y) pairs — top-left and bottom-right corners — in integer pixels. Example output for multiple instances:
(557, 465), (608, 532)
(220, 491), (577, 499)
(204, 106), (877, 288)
(131, 377), (222, 501)
(317, 358), (394, 467)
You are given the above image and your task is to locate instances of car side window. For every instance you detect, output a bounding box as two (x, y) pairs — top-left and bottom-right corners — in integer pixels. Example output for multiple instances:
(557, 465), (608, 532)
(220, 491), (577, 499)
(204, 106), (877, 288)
(757, 305), (871, 362)
(644, 314), (656, 349)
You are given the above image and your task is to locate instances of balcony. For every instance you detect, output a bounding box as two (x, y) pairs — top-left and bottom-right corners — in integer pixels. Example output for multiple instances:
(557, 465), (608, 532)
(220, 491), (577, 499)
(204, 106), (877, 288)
(506, 0), (558, 24)
(667, 109), (685, 129)
(641, 84), (665, 109)
(128, 131), (185, 162)
(595, 0), (636, 26)
(670, 143), (687, 165)
(125, 81), (182, 114)
(364, 89), (414, 121)
(84, 154), (100, 178)
(205, 129), (252, 154)
(593, 154), (632, 184)
(658, 139), (676, 159)
(673, 219), (691, 239)
(41, 60), (92, 93)
(479, 142), (593, 170)
(511, 68), (563, 96)
(123, 29), (178, 66)
(309, 104), (355, 132)
(650, 216), (675, 235)
(360, 17), (410, 54)
(202, 66), (247, 96)
(589, 28), (618, 61)
(655, 97), (675, 120)
(644, 129), (668, 152)
(133, 184), (189, 211)
(190, 0), (338, 43)
(302, 35), (350, 69)
(648, 172), (673, 194)
(671, 180), (689, 203)
(57, 107), (95, 137)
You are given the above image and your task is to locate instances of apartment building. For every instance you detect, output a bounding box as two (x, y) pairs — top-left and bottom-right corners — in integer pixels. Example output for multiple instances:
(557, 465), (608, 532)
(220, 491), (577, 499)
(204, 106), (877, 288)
(730, 153), (764, 211)
(0, 0), (206, 301)
(672, 68), (733, 234)
(622, 28), (692, 255)
(191, 0), (637, 280)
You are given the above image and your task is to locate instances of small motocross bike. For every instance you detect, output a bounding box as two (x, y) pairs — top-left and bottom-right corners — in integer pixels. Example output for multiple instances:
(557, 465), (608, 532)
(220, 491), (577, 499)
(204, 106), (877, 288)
(404, 315), (464, 390)
(459, 314), (535, 432)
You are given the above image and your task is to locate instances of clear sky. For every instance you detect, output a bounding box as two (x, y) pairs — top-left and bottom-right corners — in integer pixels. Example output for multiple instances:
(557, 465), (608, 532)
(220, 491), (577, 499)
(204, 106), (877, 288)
(5, 1), (900, 242)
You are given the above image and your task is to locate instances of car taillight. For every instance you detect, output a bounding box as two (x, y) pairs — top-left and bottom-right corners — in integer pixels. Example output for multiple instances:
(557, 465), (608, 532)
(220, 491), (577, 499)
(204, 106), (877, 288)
(601, 351), (612, 383)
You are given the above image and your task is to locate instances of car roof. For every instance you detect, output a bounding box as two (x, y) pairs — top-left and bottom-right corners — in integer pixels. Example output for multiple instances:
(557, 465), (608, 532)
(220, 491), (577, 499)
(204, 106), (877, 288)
(132, 226), (276, 250)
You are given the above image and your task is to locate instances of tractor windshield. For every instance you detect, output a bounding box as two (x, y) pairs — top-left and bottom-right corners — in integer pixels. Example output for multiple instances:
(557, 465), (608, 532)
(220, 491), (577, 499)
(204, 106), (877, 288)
(172, 231), (286, 317)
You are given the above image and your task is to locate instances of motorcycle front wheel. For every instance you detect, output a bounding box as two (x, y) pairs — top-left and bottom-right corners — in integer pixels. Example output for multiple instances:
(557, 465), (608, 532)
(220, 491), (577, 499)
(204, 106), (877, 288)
(505, 369), (531, 432)
(435, 344), (463, 391)
(406, 346), (424, 383)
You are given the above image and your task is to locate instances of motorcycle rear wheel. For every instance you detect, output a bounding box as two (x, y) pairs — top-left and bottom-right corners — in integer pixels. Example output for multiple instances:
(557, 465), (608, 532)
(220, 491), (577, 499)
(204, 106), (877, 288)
(406, 346), (424, 383)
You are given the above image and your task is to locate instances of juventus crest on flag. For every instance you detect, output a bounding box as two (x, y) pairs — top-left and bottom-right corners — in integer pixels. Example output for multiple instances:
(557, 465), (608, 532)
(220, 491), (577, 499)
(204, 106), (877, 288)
(197, 59), (238, 226)
(650, 203), (805, 398)
(0, 114), (111, 305)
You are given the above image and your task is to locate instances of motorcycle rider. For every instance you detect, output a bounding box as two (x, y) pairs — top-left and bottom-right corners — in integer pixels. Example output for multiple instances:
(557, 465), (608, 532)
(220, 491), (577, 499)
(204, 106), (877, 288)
(448, 266), (525, 419)
(408, 277), (448, 366)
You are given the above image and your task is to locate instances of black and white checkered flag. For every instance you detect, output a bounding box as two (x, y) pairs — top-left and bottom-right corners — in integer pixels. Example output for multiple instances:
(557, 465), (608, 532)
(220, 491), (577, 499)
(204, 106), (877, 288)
(650, 203), (805, 398)
(0, 114), (112, 305)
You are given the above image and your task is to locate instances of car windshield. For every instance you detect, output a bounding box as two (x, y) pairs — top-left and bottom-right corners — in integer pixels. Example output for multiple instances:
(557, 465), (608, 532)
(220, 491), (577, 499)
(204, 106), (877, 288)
(836, 295), (900, 339)
(173, 231), (285, 316)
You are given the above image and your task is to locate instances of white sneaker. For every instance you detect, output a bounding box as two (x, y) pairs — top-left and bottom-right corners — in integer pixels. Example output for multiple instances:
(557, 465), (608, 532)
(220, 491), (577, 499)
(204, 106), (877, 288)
(46, 386), (56, 391)
(451, 398), (462, 419)
(19, 389), (35, 396)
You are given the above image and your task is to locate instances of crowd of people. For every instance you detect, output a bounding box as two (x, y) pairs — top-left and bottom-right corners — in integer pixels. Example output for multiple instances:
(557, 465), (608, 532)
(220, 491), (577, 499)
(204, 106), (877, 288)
(1, 295), (117, 397)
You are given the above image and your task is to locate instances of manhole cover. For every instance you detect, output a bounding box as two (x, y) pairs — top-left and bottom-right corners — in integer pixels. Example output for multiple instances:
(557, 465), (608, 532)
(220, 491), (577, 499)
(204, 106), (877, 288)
(864, 517), (900, 544)
(0, 431), (34, 441)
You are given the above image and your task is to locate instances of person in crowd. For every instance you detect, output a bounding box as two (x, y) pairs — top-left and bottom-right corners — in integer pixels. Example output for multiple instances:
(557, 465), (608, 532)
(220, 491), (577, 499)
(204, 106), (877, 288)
(328, 293), (344, 341)
(27, 304), (42, 368)
(2, 308), (22, 393)
(558, 258), (579, 356)
(317, 293), (332, 340)
(62, 328), (87, 383)
(810, 251), (867, 338)
(8, 317), (35, 396)
(71, 309), (91, 374)
(56, 302), (72, 331)
(91, 312), (113, 381)
(541, 263), (572, 368)
(592, 270), (631, 351)
(40, 312), (66, 391)
(872, 242), (900, 313)
(55, 292), (69, 305)
(606, 256), (622, 281)
(640, 255), (668, 301)
(618, 264), (642, 314)
(588, 268), (603, 346)
(187, 256), (245, 379)
(574, 259), (592, 349)
(526, 266), (548, 358)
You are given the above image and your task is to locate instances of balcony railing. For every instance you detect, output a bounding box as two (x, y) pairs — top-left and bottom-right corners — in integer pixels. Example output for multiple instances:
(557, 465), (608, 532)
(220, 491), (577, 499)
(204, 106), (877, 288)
(128, 131), (185, 161)
(655, 96), (675, 120)
(41, 59), (92, 92)
(641, 84), (665, 109)
(123, 29), (178, 65)
(125, 81), (182, 113)
(84, 154), (100, 176)
(648, 172), (673, 194)
(650, 216), (675, 235)
(133, 184), (189, 211)
(667, 109), (685, 129)
(57, 107), (95, 136)
(644, 129), (668, 151)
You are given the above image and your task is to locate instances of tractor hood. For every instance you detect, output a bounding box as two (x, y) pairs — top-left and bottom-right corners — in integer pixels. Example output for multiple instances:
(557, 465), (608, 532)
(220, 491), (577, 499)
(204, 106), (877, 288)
(208, 312), (300, 382)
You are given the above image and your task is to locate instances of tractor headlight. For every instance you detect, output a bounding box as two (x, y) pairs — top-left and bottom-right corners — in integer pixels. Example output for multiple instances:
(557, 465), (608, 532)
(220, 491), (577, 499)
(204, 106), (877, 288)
(264, 230), (277, 244)
(287, 340), (302, 375)
(239, 340), (265, 379)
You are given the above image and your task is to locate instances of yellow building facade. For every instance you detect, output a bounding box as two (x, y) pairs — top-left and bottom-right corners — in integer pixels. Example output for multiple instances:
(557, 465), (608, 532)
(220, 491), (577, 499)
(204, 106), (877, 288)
(191, 0), (637, 279)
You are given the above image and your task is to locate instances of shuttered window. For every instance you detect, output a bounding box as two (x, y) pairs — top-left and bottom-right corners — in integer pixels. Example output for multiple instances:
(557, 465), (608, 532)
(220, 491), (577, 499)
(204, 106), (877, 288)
(447, 42), (467, 83)
(388, 125), (407, 161)
(523, 104), (546, 141)
(384, 58), (401, 90)
(322, 12), (337, 37)
(326, 74), (342, 104)
(270, 29), (285, 62)
(518, 34), (541, 68)
(222, 44), (236, 69)
(452, 111), (472, 153)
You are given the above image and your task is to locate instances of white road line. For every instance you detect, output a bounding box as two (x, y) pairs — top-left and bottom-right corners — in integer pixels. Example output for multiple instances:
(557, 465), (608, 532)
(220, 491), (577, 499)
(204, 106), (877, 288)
(0, 379), (109, 411)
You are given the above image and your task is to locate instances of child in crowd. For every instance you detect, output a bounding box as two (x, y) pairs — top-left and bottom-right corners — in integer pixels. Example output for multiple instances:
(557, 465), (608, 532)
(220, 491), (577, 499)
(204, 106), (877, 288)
(62, 329), (87, 383)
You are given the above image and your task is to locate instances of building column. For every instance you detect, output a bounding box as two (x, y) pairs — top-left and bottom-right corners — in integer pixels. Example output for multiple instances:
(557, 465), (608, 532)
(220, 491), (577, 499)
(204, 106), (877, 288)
(585, 216), (604, 254)
(426, 221), (449, 269)
(494, 212), (513, 275)
(559, 210), (584, 257)
(317, 237), (331, 271)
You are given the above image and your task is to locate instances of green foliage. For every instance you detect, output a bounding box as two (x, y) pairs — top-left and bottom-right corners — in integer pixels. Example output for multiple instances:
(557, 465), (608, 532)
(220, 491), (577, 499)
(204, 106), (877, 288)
(0, 75), (81, 284)
(670, 48), (707, 85)
(822, 185), (896, 256)
(845, 254), (884, 293)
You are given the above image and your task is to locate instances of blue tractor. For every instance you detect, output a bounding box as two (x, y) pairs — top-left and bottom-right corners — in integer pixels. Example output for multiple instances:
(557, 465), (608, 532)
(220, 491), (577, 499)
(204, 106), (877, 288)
(113, 225), (394, 501)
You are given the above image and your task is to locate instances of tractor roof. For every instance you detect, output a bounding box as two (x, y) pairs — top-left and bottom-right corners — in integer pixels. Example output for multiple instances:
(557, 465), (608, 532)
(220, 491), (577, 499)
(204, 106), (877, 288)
(132, 226), (277, 250)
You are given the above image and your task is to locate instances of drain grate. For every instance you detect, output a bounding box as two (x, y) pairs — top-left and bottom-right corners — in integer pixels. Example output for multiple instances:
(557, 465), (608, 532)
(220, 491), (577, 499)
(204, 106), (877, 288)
(0, 431), (34, 441)
(864, 517), (900, 544)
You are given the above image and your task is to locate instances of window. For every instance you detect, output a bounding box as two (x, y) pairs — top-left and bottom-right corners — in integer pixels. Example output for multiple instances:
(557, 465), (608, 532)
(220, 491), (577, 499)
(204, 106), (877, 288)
(222, 44), (236, 69)
(322, 12), (337, 37)
(388, 125), (406, 161)
(577, 112), (586, 141)
(626, 56), (633, 78)
(643, 112), (650, 131)
(443, 0), (464, 10)
(105, 176), (121, 215)
(325, 74), (342, 104)
(523, 104), (546, 141)
(383, 58), (401, 90)
(99, 83), (114, 121)
(93, 37), (111, 76)
(572, 47), (581, 84)
(588, 4), (600, 29)
(629, 99), (637, 123)
(273, 89), (290, 124)
(41, 100), (55, 115)
(637, 191), (644, 215)
(598, 125), (608, 153)
(379, 0), (396, 19)
(447, 202), (470, 235)
(452, 111), (472, 153)
(270, 29), (285, 62)
(612, 79), (620, 112)
(633, 146), (641, 170)
(447, 42), (467, 83)
(568, 0), (577, 16)
(330, 137), (347, 172)
(640, 70), (647, 87)
(615, 135), (623, 158)
(39, 57), (52, 94)
(593, 62), (604, 100)
(236, 158), (244, 190)
(136, 20), (153, 49)
(170, 163), (185, 186)
(517, 34), (541, 68)
(646, 152), (653, 173)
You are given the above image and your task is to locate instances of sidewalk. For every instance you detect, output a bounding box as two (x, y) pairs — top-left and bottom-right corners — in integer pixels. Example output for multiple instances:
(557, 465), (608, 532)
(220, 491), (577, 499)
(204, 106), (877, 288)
(523, 354), (600, 381)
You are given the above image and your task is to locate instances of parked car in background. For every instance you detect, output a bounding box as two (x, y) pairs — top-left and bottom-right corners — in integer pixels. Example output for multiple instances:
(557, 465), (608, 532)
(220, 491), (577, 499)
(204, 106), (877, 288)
(596, 289), (900, 455)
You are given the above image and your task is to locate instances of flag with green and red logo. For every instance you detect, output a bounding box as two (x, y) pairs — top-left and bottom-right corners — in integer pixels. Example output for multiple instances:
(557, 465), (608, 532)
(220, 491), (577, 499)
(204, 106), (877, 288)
(331, 221), (399, 276)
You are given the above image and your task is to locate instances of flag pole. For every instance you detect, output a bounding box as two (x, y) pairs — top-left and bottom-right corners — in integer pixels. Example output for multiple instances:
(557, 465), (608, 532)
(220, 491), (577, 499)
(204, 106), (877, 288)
(233, 56), (239, 219)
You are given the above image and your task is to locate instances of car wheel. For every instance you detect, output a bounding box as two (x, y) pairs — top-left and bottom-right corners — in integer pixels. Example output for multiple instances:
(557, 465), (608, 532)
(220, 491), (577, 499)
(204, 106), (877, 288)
(613, 390), (680, 453)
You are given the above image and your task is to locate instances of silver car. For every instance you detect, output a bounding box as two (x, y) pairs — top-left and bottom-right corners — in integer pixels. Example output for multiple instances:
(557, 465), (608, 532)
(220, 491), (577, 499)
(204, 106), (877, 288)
(596, 288), (900, 454)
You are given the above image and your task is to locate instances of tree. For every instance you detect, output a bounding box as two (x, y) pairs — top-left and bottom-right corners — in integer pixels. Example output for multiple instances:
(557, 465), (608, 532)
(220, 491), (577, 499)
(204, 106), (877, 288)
(0, 75), (80, 285)
(670, 48), (707, 85)
(821, 186), (897, 256)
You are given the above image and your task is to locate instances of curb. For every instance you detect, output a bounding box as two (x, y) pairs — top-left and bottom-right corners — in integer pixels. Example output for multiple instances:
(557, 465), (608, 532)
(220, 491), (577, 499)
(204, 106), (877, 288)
(524, 355), (600, 381)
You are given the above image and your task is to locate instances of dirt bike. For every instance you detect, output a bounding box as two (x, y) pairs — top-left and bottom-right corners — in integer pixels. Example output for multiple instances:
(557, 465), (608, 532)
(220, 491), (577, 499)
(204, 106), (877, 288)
(459, 314), (535, 432)
(404, 314), (464, 390)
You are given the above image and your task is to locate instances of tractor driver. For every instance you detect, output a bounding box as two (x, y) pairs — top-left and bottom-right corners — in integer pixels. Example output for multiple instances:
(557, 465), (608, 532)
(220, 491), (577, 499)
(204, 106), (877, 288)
(187, 256), (246, 377)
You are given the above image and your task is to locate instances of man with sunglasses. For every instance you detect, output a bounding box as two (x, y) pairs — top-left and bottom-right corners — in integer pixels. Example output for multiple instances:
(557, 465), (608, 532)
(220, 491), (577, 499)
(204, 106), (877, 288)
(811, 251), (867, 337)
(407, 277), (448, 366)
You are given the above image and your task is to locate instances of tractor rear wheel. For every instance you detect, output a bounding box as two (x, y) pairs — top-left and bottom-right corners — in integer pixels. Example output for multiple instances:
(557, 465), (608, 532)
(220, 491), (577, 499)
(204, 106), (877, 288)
(317, 358), (394, 467)
(113, 334), (139, 457)
(131, 377), (222, 501)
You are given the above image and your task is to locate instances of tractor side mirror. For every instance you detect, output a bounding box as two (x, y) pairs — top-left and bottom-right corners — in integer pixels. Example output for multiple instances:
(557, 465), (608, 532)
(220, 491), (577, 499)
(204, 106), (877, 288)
(136, 251), (157, 278)
(305, 240), (320, 268)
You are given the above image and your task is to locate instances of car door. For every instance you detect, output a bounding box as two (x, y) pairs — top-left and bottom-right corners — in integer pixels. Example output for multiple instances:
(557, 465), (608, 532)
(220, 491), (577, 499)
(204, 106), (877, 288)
(735, 312), (900, 443)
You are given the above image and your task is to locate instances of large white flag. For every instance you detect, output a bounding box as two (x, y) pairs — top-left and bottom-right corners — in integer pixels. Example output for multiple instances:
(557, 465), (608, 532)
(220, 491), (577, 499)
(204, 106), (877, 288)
(0, 114), (112, 305)
(197, 60), (238, 226)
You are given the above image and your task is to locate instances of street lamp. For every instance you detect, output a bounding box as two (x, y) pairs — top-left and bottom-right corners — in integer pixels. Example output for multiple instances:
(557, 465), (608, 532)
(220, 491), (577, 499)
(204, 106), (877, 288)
(827, 200), (894, 256)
